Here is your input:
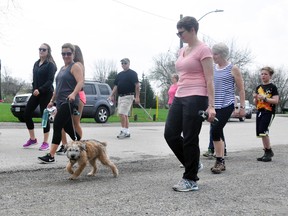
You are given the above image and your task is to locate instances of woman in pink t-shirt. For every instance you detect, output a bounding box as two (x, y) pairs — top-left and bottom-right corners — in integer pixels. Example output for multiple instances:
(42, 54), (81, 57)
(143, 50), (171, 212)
(167, 74), (179, 108)
(164, 16), (216, 192)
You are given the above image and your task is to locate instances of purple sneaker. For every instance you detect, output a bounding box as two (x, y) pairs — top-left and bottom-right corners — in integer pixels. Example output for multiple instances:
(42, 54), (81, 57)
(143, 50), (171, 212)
(39, 142), (49, 151)
(23, 139), (38, 148)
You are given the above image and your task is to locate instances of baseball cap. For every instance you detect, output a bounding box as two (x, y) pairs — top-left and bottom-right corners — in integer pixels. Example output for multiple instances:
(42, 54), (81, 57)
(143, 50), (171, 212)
(120, 58), (130, 64)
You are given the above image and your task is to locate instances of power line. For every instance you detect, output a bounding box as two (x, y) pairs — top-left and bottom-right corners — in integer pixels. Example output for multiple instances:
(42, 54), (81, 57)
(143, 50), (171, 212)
(111, 0), (176, 22)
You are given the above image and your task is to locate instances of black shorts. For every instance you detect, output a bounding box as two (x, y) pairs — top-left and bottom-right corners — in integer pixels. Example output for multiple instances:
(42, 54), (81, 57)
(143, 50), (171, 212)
(256, 110), (275, 137)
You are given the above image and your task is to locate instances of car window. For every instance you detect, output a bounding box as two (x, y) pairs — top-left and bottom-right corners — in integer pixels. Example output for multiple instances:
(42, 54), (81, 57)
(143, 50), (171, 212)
(98, 84), (110, 95)
(84, 84), (96, 95)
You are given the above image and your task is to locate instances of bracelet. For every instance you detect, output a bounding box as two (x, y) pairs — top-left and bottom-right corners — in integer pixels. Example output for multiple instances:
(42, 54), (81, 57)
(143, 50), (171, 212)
(50, 100), (54, 103)
(209, 104), (215, 108)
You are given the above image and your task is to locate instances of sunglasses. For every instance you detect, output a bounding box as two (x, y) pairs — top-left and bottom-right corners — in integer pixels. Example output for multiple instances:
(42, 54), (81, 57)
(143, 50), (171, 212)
(61, 52), (72, 57)
(176, 30), (186, 37)
(121, 62), (128, 65)
(39, 48), (47, 52)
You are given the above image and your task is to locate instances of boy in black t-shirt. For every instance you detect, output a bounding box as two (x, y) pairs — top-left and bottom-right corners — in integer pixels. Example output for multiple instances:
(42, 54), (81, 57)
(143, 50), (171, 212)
(253, 66), (279, 162)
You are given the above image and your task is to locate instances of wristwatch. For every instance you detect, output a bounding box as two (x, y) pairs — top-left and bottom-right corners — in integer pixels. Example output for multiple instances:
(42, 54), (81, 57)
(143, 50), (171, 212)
(240, 105), (245, 109)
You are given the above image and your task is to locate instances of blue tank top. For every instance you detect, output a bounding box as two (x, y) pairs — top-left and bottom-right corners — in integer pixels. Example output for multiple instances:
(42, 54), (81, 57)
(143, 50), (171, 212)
(214, 63), (235, 109)
(55, 62), (79, 108)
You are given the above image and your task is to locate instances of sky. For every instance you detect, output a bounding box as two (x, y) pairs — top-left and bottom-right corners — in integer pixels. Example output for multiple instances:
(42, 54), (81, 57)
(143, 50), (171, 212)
(0, 0), (287, 88)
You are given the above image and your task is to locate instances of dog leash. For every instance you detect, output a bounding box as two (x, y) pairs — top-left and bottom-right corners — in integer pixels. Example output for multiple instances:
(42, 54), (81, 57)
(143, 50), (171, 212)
(67, 98), (78, 141)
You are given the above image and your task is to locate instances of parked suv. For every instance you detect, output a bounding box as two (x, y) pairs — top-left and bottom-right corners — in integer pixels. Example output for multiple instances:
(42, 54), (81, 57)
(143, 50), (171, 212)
(10, 81), (115, 123)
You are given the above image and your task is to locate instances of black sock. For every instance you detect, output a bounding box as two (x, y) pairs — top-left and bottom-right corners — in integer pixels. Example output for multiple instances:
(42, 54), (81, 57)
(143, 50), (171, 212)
(216, 157), (224, 163)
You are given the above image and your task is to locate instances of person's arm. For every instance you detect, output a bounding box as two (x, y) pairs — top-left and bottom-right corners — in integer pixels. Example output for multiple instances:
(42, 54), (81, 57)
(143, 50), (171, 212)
(134, 82), (140, 104)
(68, 63), (84, 101)
(202, 57), (216, 122)
(232, 65), (245, 117)
(109, 86), (118, 101)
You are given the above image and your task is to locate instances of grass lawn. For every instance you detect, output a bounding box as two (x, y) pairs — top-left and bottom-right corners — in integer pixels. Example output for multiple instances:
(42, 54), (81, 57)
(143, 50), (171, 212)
(0, 102), (168, 123)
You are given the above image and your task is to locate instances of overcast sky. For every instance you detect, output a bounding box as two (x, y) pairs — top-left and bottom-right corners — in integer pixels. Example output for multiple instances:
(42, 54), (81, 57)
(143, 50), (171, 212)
(1, 0), (287, 84)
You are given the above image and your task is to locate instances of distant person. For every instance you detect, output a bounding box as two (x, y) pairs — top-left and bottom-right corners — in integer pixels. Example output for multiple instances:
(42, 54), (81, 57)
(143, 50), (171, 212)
(23, 43), (57, 151)
(253, 66), (279, 162)
(209, 42), (245, 174)
(108, 58), (140, 139)
(38, 43), (84, 163)
(56, 45), (86, 155)
(167, 73), (178, 108)
(164, 16), (216, 192)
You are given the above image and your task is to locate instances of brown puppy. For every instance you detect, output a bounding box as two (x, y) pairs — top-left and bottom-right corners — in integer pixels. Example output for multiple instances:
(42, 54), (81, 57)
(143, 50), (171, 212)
(65, 139), (119, 180)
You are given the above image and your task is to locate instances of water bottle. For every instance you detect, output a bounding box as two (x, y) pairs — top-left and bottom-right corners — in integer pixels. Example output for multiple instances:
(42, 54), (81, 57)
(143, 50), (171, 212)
(41, 109), (49, 128)
(198, 110), (219, 125)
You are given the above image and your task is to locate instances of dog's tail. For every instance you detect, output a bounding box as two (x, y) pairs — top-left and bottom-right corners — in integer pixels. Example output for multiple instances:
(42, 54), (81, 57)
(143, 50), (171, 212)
(99, 141), (107, 147)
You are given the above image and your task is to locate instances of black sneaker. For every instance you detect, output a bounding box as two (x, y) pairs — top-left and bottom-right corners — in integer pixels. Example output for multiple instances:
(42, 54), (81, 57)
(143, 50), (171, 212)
(56, 145), (65, 155)
(257, 148), (274, 162)
(38, 153), (55, 163)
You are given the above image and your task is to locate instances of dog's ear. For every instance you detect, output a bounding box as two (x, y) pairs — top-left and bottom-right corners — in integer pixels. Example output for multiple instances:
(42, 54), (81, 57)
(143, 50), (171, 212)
(63, 144), (68, 153)
(80, 143), (87, 151)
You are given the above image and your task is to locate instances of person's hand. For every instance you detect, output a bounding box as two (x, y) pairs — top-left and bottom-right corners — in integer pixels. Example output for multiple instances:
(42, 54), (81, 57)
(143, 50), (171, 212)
(47, 101), (53, 108)
(206, 106), (216, 123)
(134, 96), (140, 105)
(33, 89), (39, 96)
(239, 108), (246, 117)
(67, 93), (76, 102)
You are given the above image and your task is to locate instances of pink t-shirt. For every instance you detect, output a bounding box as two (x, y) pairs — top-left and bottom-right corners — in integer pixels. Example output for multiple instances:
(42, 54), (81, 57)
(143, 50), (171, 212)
(168, 83), (178, 105)
(175, 42), (212, 97)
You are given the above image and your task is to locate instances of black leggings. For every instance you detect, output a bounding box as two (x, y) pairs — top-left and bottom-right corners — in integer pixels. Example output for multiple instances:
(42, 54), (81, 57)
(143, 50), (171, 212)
(211, 104), (234, 141)
(24, 93), (52, 133)
(52, 102), (81, 145)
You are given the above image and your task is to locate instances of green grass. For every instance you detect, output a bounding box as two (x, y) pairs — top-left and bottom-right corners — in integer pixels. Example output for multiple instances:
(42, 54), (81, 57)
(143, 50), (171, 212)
(0, 103), (168, 123)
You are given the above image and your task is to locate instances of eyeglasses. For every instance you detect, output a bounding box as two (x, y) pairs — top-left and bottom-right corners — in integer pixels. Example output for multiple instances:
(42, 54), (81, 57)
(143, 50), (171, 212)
(176, 30), (186, 37)
(61, 52), (72, 57)
(39, 48), (47, 52)
(121, 62), (128, 65)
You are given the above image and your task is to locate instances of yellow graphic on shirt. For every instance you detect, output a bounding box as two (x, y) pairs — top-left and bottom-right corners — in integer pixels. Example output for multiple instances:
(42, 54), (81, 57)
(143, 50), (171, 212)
(257, 86), (272, 111)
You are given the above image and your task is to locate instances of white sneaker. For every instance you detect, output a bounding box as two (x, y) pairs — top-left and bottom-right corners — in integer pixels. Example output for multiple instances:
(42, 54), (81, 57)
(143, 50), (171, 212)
(117, 131), (130, 139)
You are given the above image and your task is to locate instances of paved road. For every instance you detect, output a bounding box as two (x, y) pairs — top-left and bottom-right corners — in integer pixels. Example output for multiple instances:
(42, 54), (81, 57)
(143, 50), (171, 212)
(0, 115), (287, 215)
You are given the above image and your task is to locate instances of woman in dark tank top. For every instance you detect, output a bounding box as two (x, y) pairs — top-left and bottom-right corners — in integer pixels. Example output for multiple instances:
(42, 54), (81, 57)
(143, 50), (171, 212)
(38, 43), (84, 164)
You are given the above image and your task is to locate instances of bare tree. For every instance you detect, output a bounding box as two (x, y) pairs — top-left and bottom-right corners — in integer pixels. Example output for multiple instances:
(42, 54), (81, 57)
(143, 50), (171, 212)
(1, 66), (27, 97)
(92, 59), (117, 82)
(149, 51), (177, 88)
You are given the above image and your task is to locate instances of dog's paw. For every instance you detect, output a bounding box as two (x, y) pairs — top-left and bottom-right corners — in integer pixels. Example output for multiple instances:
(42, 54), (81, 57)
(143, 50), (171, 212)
(69, 176), (77, 180)
(87, 172), (96, 176)
(113, 170), (119, 178)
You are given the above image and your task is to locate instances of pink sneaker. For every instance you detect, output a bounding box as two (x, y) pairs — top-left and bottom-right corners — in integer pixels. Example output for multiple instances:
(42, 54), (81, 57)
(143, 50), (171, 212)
(39, 142), (49, 151)
(23, 139), (38, 148)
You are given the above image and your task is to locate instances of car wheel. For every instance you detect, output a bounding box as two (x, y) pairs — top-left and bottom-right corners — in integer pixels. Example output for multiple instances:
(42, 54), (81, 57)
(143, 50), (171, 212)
(239, 117), (245, 122)
(94, 106), (109, 123)
(246, 113), (252, 119)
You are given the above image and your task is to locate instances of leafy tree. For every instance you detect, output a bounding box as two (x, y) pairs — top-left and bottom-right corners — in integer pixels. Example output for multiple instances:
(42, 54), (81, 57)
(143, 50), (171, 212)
(106, 70), (117, 89)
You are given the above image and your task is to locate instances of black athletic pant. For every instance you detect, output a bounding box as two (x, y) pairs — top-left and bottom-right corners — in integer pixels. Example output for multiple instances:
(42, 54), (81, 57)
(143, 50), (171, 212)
(52, 102), (81, 145)
(24, 92), (52, 133)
